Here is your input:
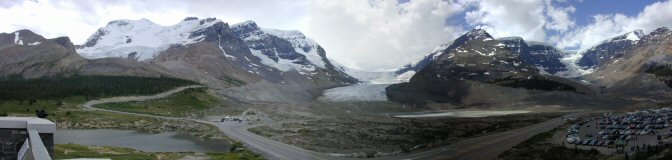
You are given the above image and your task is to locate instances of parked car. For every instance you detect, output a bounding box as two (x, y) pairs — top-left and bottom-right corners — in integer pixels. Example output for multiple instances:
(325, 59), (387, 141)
(582, 140), (590, 145)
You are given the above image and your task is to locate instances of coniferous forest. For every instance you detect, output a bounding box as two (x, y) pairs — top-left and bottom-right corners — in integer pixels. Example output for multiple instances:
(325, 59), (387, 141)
(0, 76), (195, 101)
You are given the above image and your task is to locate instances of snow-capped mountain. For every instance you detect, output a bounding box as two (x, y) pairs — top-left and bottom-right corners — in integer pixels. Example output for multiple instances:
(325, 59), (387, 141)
(77, 17), (354, 83)
(582, 27), (672, 101)
(76, 17), (356, 102)
(393, 29), (515, 81)
(409, 29), (536, 83)
(386, 29), (598, 107)
(77, 18), (223, 60)
(229, 21), (352, 81)
(0, 29), (176, 79)
(577, 30), (644, 69)
(397, 32), (571, 80)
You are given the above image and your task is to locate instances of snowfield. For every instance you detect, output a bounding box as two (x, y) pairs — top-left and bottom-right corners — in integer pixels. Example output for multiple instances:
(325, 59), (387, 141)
(77, 18), (220, 60)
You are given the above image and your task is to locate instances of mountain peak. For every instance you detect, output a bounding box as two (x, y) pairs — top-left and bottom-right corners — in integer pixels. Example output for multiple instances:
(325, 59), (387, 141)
(231, 20), (262, 37)
(183, 17), (199, 21)
(0, 29), (46, 47)
(624, 29), (644, 41)
(464, 28), (493, 39)
(106, 18), (155, 27)
(78, 17), (225, 60)
(650, 27), (671, 36)
(232, 21), (260, 30)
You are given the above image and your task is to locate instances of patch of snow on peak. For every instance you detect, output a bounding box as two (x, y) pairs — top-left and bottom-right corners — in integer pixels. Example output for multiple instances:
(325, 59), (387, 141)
(14, 31), (23, 45)
(217, 34), (236, 60)
(626, 31), (642, 41)
(431, 43), (450, 53)
(77, 18), (222, 60)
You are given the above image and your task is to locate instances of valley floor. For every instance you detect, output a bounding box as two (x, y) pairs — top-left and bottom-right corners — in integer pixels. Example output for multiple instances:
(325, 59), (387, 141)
(1, 84), (624, 160)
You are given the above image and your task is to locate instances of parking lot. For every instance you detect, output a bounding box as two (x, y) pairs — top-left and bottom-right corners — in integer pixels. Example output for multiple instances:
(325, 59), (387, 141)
(559, 108), (672, 154)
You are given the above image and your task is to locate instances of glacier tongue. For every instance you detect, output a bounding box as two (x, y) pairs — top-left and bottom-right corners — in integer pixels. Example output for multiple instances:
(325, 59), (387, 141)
(319, 69), (403, 102)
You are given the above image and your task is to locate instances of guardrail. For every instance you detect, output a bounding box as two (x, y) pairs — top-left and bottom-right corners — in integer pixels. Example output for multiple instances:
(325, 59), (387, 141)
(0, 117), (54, 160)
(16, 130), (52, 160)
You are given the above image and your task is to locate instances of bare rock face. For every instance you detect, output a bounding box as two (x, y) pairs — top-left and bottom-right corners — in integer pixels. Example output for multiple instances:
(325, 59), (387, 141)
(0, 30), (46, 50)
(497, 37), (568, 75)
(0, 34), (86, 78)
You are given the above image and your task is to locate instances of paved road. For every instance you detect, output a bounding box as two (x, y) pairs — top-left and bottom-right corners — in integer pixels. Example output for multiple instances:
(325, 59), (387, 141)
(210, 121), (332, 160)
(387, 113), (585, 160)
(81, 85), (584, 160)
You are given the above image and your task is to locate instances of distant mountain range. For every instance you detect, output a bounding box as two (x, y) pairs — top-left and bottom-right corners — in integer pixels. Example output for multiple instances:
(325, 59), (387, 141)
(0, 17), (355, 103)
(1, 17), (671, 106)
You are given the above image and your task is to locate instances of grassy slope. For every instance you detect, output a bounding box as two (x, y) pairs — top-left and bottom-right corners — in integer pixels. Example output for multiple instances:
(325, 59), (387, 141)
(56, 143), (263, 160)
(96, 88), (221, 117)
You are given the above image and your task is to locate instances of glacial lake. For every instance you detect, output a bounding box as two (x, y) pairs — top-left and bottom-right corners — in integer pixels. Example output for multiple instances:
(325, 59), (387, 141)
(55, 129), (230, 152)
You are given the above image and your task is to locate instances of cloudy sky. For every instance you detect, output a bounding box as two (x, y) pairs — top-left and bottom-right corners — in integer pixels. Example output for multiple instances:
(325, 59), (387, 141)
(1, 0), (671, 71)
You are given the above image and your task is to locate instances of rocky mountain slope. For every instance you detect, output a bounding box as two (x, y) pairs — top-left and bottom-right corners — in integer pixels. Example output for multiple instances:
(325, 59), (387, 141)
(397, 35), (570, 79)
(582, 27), (672, 101)
(386, 29), (611, 108)
(577, 30), (644, 69)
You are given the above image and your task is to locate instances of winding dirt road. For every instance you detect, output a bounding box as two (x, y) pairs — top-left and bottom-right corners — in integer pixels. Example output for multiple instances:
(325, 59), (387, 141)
(80, 85), (583, 160)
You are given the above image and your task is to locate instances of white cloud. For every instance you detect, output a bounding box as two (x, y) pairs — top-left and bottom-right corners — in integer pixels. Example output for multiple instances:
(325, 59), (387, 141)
(544, 0), (576, 32)
(0, 0), (465, 71)
(554, 0), (672, 52)
(464, 0), (547, 41)
(3, 0), (668, 71)
(305, 0), (467, 70)
(0, 0), (310, 44)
